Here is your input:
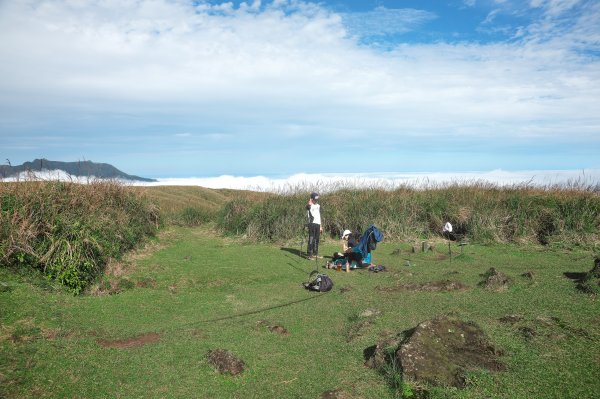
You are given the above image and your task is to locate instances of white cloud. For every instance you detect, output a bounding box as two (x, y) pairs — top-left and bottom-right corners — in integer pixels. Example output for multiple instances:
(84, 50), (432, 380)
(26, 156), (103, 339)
(0, 0), (598, 148)
(341, 6), (437, 38)
(137, 169), (600, 191)
(7, 169), (592, 191)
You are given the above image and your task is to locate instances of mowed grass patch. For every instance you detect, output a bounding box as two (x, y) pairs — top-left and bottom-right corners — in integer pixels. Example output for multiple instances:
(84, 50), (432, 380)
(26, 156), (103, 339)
(1, 228), (599, 398)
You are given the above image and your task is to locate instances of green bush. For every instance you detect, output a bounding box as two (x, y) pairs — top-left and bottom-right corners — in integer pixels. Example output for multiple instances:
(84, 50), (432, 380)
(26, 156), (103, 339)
(216, 183), (600, 246)
(0, 180), (160, 294)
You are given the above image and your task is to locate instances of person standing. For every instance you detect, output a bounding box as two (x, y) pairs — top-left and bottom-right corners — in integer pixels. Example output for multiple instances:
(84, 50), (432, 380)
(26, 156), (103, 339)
(306, 192), (323, 259)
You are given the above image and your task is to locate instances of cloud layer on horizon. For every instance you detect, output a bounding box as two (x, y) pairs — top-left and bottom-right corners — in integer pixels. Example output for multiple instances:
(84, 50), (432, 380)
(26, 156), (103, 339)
(5, 168), (598, 193)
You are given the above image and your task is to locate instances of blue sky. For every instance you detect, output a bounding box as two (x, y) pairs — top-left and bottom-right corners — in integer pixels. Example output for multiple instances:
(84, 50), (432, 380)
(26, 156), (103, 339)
(1, 0), (599, 180)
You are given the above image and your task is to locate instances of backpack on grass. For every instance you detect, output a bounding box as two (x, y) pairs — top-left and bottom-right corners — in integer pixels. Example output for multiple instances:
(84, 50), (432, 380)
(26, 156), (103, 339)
(303, 271), (333, 292)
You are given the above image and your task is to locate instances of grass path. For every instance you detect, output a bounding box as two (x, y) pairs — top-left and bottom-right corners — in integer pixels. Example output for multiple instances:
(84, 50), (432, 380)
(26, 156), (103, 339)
(1, 227), (599, 398)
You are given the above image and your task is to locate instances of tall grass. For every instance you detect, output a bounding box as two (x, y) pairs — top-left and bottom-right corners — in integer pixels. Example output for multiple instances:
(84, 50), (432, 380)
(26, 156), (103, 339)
(217, 181), (600, 246)
(0, 179), (160, 294)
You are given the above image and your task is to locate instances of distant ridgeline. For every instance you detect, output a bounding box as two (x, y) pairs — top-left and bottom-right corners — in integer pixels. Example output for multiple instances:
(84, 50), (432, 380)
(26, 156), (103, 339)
(0, 159), (157, 182)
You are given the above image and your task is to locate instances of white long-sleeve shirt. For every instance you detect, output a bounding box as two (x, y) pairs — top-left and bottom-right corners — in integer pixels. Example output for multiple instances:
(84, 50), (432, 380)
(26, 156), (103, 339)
(307, 203), (321, 225)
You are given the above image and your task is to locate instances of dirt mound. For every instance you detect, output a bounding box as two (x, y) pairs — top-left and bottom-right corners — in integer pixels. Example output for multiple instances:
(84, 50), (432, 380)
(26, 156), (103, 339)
(396, 315), (504, 388)
(479, 268), (512, 291)
(378, 280), (468, 292)
(96, 332), (160, 348)
(206, 349), (245, 376)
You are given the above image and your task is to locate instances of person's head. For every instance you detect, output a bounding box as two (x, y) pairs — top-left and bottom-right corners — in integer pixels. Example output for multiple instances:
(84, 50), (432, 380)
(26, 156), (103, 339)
(310, 192), (319, 203)
(342, 229), (351, 240)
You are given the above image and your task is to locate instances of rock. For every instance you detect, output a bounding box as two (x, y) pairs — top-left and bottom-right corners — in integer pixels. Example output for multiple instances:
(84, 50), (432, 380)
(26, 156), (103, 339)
(396, 315), (504, 388)
(364, 331), (402, 370)
(480, 268), (512, 291)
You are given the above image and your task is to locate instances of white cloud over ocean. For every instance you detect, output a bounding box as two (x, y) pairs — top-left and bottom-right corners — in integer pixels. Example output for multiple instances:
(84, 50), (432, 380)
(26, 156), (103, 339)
(4, 169), (599, 192)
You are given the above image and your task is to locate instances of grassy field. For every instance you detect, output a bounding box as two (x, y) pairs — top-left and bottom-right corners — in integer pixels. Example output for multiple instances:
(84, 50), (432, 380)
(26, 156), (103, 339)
(1, 226), (599, 398)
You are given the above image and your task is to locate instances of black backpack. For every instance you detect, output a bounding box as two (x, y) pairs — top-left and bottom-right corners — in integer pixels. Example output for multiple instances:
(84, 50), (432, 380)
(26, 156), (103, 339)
(304, 272), (333, 292)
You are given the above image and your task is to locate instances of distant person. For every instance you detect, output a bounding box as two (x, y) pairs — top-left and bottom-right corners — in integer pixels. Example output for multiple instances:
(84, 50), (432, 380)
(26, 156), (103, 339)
(333, 229), (356, 259)
(328, 229), (357, 269)
(306, 192), (323, 259)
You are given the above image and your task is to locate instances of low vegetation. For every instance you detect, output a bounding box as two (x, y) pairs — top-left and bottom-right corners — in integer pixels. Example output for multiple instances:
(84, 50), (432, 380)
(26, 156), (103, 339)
(217, 181), (600, 248)
(1, 226), (598, 398)
(0, 180), (160, 294)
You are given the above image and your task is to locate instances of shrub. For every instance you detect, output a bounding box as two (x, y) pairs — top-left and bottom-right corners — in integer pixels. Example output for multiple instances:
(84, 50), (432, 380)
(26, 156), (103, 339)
(216, 182), (600, 246)
(0, 179), (160, 294)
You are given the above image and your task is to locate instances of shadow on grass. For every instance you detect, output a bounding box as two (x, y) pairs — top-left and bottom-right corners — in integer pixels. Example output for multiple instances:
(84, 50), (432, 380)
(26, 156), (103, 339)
(280, 247), (304, 258)
(563, 272), (587, 281)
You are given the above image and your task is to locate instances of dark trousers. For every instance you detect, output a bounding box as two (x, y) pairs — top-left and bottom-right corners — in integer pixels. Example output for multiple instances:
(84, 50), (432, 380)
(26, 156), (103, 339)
(307, 223), (320, 256)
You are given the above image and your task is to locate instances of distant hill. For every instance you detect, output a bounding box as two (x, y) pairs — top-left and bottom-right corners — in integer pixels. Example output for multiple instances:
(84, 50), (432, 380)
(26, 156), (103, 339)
(0, 159), (157, 182)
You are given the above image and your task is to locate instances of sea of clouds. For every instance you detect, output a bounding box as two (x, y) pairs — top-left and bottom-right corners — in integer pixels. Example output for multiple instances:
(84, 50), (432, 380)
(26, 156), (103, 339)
(7, 169), (596, 193)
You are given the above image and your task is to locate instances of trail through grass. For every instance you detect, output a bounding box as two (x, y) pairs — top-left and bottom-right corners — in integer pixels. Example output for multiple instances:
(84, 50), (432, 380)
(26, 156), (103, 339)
(1, 227), (599, 398)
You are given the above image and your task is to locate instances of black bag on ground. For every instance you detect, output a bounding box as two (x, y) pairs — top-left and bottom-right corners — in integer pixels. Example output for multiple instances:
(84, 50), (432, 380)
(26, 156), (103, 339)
(303, 272), (333, 292)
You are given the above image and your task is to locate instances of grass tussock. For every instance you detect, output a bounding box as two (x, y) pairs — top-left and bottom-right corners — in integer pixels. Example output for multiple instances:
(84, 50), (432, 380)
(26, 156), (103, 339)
(0, 179), (160, 294)
(217, 181), (600, 246)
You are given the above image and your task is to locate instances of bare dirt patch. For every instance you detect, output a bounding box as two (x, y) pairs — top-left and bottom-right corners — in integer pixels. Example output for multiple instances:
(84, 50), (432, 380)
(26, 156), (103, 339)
(206, 349), (245, 376)
(378, 280), (469, 292)
(256, 320), (289, 336)
(96, 332), (161, 349)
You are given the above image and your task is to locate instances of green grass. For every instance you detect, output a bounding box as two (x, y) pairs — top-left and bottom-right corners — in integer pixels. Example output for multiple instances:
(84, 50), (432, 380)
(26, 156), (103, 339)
(1, 227), (599, 398)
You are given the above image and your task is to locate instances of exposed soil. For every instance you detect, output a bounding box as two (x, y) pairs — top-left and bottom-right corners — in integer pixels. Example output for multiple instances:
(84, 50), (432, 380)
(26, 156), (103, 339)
(206, 349), (245, 376)
(96, 332), (161, 348)
(479, 268), (512, 291)
(256, 320), (289, 335)
(378, 280), (469, 292)
(395, 315), (504, 388)
(339, 286), (353, 293)
(499, 314), (592, 341)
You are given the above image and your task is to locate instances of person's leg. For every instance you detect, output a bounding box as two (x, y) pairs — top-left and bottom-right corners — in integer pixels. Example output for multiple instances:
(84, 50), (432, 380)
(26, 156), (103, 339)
(314, 225), (321, 257)
(307, 223), (318, 257)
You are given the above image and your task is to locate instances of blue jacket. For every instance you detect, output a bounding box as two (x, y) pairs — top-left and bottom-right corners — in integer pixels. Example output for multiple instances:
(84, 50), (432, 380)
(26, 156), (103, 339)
(353, 225), (384, 258)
